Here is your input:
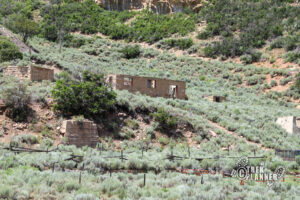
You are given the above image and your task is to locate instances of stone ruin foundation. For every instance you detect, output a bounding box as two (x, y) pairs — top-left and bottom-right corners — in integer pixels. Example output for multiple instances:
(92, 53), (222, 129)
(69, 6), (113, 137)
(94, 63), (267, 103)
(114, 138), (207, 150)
(60, 120), (99, 147)
(204, 95), (227, 103)
(2, 66), (54, 81)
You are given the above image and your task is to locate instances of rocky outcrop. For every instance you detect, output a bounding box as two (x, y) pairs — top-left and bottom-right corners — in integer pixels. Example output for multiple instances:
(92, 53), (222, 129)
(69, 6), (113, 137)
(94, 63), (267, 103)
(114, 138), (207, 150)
(95, 0), (205, 14)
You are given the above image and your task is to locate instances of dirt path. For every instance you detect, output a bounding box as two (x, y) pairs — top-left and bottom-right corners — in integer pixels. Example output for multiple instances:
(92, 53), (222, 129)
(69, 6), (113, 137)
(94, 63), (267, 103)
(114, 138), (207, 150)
(0, 25), (31, 53)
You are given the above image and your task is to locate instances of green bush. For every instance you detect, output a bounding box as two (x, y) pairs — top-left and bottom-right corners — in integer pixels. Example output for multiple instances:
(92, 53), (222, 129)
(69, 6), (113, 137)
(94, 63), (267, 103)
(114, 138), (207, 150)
(40, 1), (195, 44)
(152, 108), (178, 134)
(157, 38), (193, 50)
(51, 71), (116, 120)
(199, 0), (299, 58)
(158, 136), (169, 145)
(120, 45), (141, 59)
(3, 83), (30, 122)
(296, 155), (300, 166)
(11, 134), (39, 146)
(0, 36), (22, 62)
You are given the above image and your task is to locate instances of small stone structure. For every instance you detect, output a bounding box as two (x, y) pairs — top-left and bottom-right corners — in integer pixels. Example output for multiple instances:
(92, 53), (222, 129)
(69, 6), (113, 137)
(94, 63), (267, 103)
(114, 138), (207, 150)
(106, 74), (188, 100)
(205, 95), (227, 103)
(0, 100), (5, 115)
(61, 120), (99, 147)
(276, 116), (300, 134)
(2, 66), (54, 81)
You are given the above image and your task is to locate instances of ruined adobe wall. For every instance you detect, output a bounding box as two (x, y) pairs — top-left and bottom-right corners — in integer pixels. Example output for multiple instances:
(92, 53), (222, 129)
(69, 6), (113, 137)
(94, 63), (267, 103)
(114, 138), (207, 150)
(61, 120), (99, 147)
(29, 66), (54, 81)
(2, 66), (30, 79)
(113, 75), (187, 99)
(2, 66), (54, 81)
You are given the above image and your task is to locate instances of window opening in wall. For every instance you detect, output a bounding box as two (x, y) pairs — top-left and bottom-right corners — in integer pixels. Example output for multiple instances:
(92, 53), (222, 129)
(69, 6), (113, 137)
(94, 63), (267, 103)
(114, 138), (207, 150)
(169, 85), (178, 98)
(124, 77), (133, 86)
(147, 80), (156, 88)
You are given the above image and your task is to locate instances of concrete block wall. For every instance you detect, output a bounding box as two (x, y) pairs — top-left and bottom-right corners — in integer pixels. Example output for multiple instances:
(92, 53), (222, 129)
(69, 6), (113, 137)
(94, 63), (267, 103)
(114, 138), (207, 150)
(2, 66), (29, 79)
(276, 116), (300, 134)
(106, 74), (187, 99)
(29, 66), (54, 81)
(61, 120), (99, 147)
(2, 66), (54, 81)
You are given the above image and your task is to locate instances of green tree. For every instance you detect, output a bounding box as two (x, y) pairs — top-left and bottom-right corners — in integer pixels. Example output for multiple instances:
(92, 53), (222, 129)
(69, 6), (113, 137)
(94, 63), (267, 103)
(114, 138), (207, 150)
(0, 36), (22, 62)
(152, 108), (178, 134)
(14, 16), (39, 43)
(43, 0), (71, 53)
(3, 83), (30, 122)
(51, 71), (116, 120)
(296, 155), (300, 166)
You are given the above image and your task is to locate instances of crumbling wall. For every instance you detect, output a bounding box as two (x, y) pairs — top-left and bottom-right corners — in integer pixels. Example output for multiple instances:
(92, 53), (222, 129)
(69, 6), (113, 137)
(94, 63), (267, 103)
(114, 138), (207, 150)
(204, 95), (226, 102)
(61, 120), (99, 147)
(29, 66), (54, 81)
(2, 66), (29, 79)
(2, 66), (54, 81)
(276, 116), (300, 134)
(107, 74), (187, 99)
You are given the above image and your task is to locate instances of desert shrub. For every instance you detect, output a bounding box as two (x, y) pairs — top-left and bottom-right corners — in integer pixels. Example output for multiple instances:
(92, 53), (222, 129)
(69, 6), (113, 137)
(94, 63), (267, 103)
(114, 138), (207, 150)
(152, 108), (178, 133)
(0, 185), (14, 199)
(51, 71), (116, 120)
(284, 49), (300, 64)
(270, 80), (278, 87)
(156, 38), (193, 50)
(74, 194), (99, 200)
(197, 31), (211, 40)
(146, 127), (155, 139)
(3, 82), (30, 122)
(158, 137), (169, 145)
(64, 181), (80, 192)
(120, 45), (141, 59)
(0, 36), (23, 62)
(296, 155), (300, 166)
(279, 77), (292, 86)
(245, 75), (265, 86)
(240, 50), (262, 64)
(11, 134), (39, 145)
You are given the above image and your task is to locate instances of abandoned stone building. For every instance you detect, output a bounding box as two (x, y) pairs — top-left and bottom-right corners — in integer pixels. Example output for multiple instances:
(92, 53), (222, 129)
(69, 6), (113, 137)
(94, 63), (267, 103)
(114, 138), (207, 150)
(204, 95), (227, 103)
(60, 120), (99, 147)
(2, 66), (54, 81)
(106, 74), (188, 100)
(276, 116), (300, 134)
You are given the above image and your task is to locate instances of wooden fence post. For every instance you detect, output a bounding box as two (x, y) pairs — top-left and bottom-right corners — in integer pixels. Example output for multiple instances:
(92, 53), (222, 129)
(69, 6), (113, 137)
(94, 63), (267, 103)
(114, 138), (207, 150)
(79, 171), (82, 184)
(52, 163), (55, 173)
(143, 174), (146, 187)
(121, 150), (124, 162)
(227, 145), (230, 156)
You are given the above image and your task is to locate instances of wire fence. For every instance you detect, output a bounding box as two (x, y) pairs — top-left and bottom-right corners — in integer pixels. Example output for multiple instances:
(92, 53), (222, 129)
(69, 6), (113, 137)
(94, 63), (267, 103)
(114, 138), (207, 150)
(275, 149), (300, 161)
(1, 144), (300, 186)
